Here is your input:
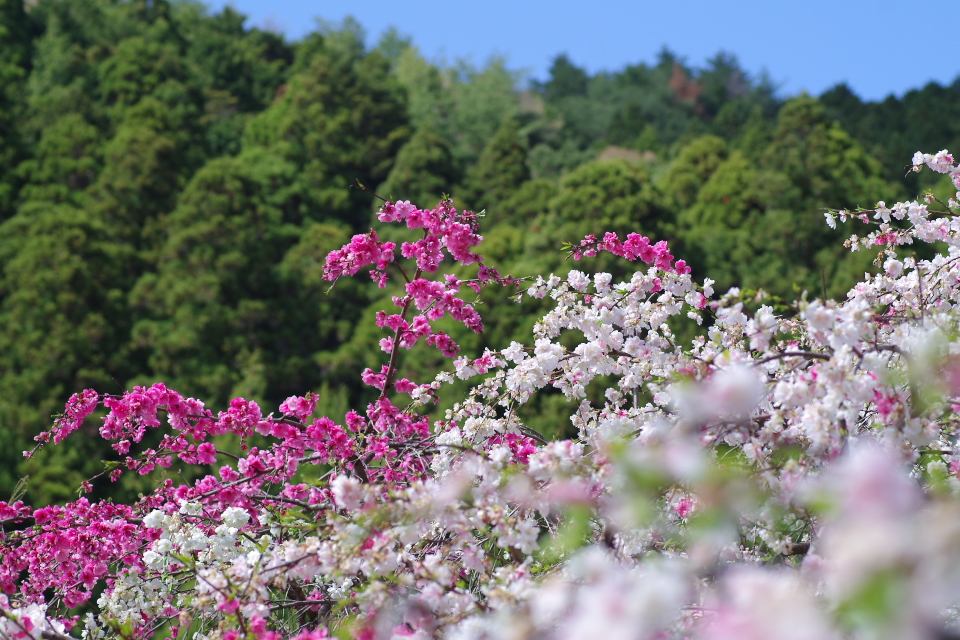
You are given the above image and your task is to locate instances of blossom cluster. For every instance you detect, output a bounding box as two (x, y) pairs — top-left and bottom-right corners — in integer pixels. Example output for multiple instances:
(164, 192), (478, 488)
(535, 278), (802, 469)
(326, 199), (509, 384)
(9, 155), (960, 640)
(565, 231), (691, 273)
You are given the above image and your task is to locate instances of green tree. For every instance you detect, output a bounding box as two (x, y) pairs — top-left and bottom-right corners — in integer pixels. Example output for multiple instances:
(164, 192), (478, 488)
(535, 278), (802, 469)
(243, 44), (410, 227)
(517, 158), (672, 278)
(0, 203), (137, 503)
(821, 80), (960, 192)
(16, 113), (101, 206)
(130, 150), (363, 407)
(0, 0), (209, 502)
(461, 118), (530, 217)
(0, 0), (30, 219)
(376, 127), (460, 209)
(175, 4), (292, 114)
(659, 134), (727, 209)
(443, 58), (521, 166)
(543, 54), (588, 101)
(675, 96), (899, 298)
(546, 158), (668, 244)
(176, 5), (291, 158)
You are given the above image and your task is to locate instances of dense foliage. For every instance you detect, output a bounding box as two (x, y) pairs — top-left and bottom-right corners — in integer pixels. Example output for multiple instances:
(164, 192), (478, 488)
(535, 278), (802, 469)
(0, 0), (955, 514)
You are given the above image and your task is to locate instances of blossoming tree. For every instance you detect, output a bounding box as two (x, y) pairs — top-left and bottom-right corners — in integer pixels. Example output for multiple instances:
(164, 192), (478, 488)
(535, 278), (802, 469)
(4, 151), (960, 640)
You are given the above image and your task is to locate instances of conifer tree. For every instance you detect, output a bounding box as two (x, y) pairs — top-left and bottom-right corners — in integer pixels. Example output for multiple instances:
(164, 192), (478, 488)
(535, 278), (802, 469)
(376, 127), (459, 209)
(462, 118), (529, 218)
(0, 0), (30, 220)
(243, 42), (410, 228)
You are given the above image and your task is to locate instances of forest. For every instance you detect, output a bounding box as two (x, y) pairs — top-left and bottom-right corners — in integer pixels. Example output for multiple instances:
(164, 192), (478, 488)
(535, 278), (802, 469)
(1, 0), (959, 507)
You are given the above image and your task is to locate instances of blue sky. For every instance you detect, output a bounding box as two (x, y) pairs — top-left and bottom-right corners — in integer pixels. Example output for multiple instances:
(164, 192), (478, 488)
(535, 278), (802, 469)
(206, 0), (952, 102)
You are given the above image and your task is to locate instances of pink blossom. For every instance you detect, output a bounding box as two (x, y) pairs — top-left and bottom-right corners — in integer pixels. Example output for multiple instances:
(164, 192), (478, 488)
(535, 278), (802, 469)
(378, 200), (419, 223)
(674, 498), (694, 518)
(322, 230), (395, 283)
(426, 331), (459, 357)
(51, 389), (99, 444)
(570, 231), (687, 272)
(401, 235), (444, 272)
(395, 378), (417, 394)
(280, 393), (318, 421)
(196, 442), (217, 465)
(406, 279), (445, 310)
(361, 366), (388, 390)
